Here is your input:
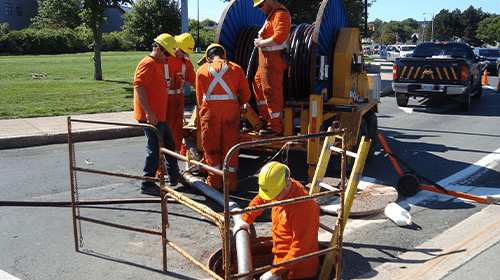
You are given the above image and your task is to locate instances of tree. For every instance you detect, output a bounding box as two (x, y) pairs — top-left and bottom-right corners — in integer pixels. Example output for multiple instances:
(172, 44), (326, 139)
(477, 14), (500, 46)
(80, 0), (132, 80)
(31, 0), (82, 29)
(433, 9), (462, 41)
(188, 19), (216, 49)
(342, 0), (365, 29)
(122, 0), (181, 51)
(460, 6), (486, 45)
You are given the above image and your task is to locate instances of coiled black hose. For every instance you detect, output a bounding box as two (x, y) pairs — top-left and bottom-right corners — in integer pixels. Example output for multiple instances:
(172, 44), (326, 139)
(233, 23), (317, 103)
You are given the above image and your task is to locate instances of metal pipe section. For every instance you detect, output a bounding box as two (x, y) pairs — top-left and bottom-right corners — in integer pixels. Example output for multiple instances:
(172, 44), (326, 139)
(330, 145), (357, 158)
(183, 172), (253, 279)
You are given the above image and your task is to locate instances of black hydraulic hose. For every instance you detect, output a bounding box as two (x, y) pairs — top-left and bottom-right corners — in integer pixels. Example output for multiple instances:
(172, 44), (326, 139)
(233, 21), (317, 103)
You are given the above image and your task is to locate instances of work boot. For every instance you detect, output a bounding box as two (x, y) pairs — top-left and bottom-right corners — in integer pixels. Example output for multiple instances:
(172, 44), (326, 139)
(141, 184), (161, 196)
(258, 128), (280, 137)
(169, 172), (180, 186)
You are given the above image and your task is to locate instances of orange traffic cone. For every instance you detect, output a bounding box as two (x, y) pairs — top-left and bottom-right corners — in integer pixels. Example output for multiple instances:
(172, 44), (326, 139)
(481, 69), (488, 85)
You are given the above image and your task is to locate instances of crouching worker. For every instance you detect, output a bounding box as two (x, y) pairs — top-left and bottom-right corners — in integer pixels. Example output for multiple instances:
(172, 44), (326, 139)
(195, 44), (251, 191)
(233, 161), (320, 280)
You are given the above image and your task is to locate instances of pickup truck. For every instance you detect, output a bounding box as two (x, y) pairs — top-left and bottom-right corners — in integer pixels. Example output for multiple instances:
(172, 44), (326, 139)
(392, 42), (482, 111)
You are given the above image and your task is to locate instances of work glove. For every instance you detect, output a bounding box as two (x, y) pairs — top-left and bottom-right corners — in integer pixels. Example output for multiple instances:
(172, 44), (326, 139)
(233, 219), (251, 235)
(260, 270), (282, 280)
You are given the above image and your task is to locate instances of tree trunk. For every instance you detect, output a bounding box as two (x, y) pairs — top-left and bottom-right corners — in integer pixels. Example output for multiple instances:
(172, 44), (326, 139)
(91, 9), (105, 81)
(94, 24), (103, 80)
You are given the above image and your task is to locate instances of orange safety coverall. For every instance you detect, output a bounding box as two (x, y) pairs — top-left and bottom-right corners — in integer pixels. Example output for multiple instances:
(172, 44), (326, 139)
(253, 5), (291, 134)
(165, 56), (196, 152)
(241, 179), (319, 279)
(196, 59), (251, 191)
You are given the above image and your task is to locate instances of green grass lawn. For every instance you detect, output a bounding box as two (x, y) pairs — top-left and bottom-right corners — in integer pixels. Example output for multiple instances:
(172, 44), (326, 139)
(0, 51), (204, 119)
(0, 51), (374, 119)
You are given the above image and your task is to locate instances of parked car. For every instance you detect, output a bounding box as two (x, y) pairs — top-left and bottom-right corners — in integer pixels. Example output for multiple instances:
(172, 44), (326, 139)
(363, 46), (373, 55)
(497, 57), (500, 75)
(399, 45), (416, 58)
(371, 45), (380, 54)
(386, 45), (399, 62)
(379, 45), (388, 59)
(473, 48), (500, 75)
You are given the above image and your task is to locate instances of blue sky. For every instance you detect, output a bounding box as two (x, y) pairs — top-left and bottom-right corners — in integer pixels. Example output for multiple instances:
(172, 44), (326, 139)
(187, 0), (499, 23)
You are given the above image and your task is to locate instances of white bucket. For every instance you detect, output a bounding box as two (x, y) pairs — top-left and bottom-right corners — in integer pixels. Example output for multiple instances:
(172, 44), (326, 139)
(384, 202), (412, 226)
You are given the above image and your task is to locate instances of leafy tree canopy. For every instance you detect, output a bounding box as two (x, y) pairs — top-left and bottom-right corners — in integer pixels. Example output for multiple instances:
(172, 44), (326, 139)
(476, 14), (500, 46)
(122, 0), (181, 51)
(31, 0), (82, 29)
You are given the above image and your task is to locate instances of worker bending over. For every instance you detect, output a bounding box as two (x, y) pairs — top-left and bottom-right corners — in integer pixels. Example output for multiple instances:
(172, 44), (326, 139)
(233, 162), (319, 280)
(165, 33), (196, 153)
(133, 33), (180, 196)
(195, 44), (251, 191)
(253, 0), (291, 137)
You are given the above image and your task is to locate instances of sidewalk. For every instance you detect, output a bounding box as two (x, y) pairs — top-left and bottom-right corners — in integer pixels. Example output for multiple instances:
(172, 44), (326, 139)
(0, 107), (196, 150)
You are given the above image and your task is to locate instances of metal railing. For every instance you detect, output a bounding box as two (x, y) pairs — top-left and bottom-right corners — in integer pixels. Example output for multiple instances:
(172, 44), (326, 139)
(67, 117), (346, 279)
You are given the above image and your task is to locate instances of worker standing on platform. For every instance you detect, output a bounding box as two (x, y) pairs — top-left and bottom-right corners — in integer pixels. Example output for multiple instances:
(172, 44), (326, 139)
(165, 33), (196, 154)
(133, 33), (180, 196)
(233, 161), (319, 280)
(195, 44), (251, 191)
(253, 0), (291, 137)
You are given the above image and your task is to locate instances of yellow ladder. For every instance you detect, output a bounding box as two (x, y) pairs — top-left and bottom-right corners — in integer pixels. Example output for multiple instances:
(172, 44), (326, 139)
(309, 128), (371, 279)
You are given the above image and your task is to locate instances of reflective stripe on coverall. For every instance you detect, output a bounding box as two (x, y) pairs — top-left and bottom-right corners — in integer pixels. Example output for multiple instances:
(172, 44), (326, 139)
(165, 57), (196, 152)
(196, 59), (251, 191)
(253, 5), (291, 134)
(241, 179), (319, 279)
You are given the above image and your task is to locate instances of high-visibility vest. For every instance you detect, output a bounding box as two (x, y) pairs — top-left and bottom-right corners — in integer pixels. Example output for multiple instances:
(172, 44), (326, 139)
(202, 62), (238, 102)
(164, 63), (187, 95)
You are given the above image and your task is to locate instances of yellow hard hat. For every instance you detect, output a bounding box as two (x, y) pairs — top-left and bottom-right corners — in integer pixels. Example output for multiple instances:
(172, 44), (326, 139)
(258, 161), (290, 200)
(205, 43), (226, 60)
(175, 33), (195, 55)
(253, 0), (265, 7)
(154, 33), (177, 56)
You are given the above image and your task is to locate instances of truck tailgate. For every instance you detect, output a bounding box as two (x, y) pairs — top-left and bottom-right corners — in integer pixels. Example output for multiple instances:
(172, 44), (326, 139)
(395, 59), (465, 85)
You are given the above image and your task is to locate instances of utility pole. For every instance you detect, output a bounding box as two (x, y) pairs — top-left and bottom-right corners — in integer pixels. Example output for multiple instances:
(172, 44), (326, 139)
(181, 0), (188, 33)
(424, 13), (434, 41)
(423, 15), (426, 42)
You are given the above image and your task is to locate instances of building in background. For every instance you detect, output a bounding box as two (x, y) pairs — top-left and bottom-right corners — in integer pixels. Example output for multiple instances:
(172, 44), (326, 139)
(1, 0), (127, 32)
(1, 0), (39, 30)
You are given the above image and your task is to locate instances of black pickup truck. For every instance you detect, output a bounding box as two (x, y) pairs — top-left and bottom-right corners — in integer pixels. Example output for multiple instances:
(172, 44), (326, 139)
(392, 42), (482, 111)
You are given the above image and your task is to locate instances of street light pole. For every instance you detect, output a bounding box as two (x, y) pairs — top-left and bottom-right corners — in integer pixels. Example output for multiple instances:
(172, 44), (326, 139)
(422, 14), (426, 43)
(424, 13), (434, 41)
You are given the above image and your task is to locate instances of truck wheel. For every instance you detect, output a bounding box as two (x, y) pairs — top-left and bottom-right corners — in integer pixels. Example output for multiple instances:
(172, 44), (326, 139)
(472, 83), (482, 99)
(396, 92), (408, 107)
(459, 91), (471, 111)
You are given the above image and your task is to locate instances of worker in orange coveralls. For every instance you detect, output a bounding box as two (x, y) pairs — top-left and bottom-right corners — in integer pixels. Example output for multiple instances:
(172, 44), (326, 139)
(165, 33), (196, 153)
(195, 44), (251, 191)
(252, 0), (291, 137)
(233, 161), (319, 280)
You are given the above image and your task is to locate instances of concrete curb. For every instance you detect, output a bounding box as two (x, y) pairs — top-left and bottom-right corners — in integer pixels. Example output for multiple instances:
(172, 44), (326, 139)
(0, 127), (144, 150)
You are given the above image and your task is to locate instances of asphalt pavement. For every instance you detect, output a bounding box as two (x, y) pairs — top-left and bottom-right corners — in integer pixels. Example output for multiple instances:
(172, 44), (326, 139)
(1, 59), (499, 280)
